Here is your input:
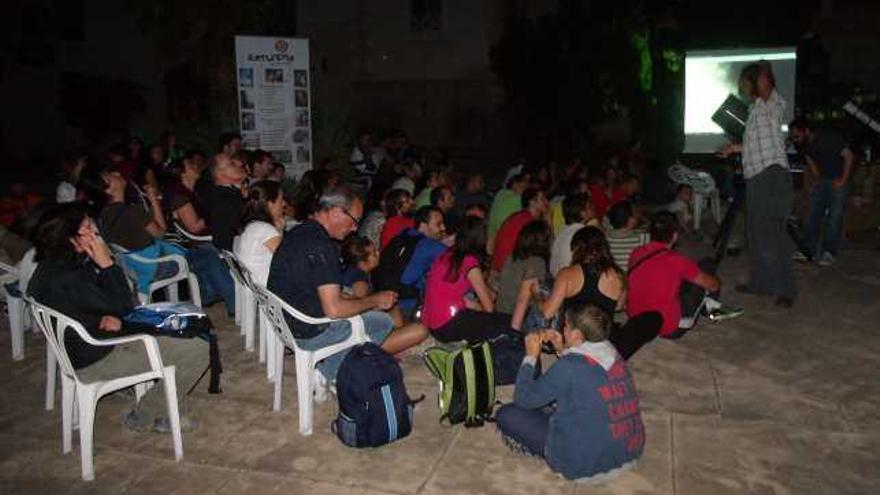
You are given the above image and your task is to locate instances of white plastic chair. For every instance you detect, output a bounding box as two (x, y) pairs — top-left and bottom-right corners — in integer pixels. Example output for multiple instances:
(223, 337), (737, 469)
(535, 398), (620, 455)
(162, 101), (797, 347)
(108, 243), (202, 307)
(252, 284), (367, 435)
(0, 248), (37, 360)
(668, 162), (722, 230)
(230, 236), (243, 326)
(219, 250), (258, 352)
(1, 261), (25, 361)
(27, 299), (183, 481)
(174, 222), (213, 243)
(220, 249), (276, 381)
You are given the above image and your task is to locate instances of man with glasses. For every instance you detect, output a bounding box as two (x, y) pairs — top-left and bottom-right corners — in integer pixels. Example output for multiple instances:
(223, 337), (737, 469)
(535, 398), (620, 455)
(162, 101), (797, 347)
(267, 186), (421, 389)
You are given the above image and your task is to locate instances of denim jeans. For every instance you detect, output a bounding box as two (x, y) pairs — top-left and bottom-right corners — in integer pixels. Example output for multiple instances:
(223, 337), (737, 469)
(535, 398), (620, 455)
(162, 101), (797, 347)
(185, 244), (236, 314)
(495, 403), (550, 457)
(298, 310), (393, 380)
(804, 179), (849, 256)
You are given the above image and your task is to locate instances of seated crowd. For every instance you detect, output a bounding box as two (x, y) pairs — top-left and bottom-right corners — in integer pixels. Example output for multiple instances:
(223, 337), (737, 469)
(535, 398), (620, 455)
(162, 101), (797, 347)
(4, 127), (744, 483)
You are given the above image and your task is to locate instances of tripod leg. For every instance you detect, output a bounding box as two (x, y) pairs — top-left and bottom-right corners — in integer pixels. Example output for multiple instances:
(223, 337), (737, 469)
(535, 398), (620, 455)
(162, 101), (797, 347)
(713, 186), (744, 262)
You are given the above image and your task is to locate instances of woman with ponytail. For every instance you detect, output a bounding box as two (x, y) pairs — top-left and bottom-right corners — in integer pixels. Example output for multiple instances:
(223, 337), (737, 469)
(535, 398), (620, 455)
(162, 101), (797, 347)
(235, 180), (284, 285)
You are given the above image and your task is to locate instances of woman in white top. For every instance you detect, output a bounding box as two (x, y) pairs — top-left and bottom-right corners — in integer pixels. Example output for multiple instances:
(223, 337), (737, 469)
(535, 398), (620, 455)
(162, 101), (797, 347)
(56, 152), (87, 203)
(235, 180), (284, 285)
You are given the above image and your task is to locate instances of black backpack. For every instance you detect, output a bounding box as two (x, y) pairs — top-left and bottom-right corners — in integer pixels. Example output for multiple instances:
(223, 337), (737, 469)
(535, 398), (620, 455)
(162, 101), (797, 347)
(488, 333), (526, 386)
(332, 343), (421, 447)
(372, 232), (422, 299)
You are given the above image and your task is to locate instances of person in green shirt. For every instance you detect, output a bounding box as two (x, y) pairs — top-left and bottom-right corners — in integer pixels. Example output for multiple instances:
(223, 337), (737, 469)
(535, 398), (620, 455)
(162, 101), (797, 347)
(488, 172), (530, 248)
(414, 170), (443, 208)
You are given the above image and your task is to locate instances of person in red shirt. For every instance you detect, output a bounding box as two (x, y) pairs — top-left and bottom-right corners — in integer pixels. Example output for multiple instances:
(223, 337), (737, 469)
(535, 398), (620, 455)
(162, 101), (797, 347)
(0, 182), (43, 228)
(491, 188), (549, 273)
(626, 212), (741, 339)
(611, 174), (640, 205)
(379, 189), (415, 250)
(587, 178), (611, 221)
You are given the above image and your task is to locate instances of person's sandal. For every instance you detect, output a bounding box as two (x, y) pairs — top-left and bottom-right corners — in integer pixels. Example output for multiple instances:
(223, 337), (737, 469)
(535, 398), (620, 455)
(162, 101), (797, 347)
(122, 410), (151, 433)
(152, 415), (198, 434)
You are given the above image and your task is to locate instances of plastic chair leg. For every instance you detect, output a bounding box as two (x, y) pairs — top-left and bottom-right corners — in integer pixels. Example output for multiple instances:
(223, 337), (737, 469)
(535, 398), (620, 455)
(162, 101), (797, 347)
(239, 291), (249, 336)
(272, 339), (285, 411)
(187, 275), (202, 308)
(76, 386), (98, 481)
(258, 315), (267, 364)
(233, 280), (242, 325)
(7, 296), (24, 360)
(46, 345), (56, 411)
(162, 366), (184, 461)
(246, 293), (258, 351)
(294, 353), (314, 435)
(693, 193), (704, 230)
(266, 330), (276, 382)
(61, 374), (75, 454)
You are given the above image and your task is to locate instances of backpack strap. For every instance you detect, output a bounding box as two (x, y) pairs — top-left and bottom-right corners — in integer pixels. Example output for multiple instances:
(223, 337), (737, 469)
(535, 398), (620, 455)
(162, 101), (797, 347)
(627, 248), (670, 275)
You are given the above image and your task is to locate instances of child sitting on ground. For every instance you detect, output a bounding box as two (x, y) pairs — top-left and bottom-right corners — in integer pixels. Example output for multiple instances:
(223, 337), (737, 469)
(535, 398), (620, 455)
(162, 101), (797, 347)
(496, 303), (645, 482)
(667, 184), (694, 234)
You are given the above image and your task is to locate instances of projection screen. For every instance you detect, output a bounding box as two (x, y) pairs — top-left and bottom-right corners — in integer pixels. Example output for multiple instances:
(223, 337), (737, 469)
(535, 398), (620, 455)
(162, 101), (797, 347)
(683, 48), (797, 154)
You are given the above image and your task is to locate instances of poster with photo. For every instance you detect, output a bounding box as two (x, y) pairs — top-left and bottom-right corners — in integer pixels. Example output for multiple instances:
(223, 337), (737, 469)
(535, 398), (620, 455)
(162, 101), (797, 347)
(235, 36), (312, 179)
(295, 89), (309, 107)
(240, 90), (255, 110)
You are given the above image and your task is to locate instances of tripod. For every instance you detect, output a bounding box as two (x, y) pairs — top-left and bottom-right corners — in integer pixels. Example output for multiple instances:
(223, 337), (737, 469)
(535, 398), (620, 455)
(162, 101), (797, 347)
(710, 165), (813, 265)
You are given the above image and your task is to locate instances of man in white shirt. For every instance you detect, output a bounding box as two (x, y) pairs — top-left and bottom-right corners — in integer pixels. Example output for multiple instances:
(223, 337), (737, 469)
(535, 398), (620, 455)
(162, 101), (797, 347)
(549, 193), (594, 276)
(718, 61), (796, 307)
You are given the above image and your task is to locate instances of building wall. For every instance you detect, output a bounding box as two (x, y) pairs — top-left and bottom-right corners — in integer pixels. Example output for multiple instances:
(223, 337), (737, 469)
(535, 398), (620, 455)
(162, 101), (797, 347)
(298, 0), (512, 160)
(816, 1), (880, 93)
(1, 0), (165, 172)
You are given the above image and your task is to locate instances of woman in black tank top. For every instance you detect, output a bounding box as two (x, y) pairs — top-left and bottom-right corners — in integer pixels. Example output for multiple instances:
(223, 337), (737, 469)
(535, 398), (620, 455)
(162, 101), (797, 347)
(564, 263), (618, 316)
(511, 226), (662, 360)
(512, 226), (624, 328)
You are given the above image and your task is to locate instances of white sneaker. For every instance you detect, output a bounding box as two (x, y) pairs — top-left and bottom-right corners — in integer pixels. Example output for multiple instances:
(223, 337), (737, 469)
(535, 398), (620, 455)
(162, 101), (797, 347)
(313, 369), (330, 404)
(791, 251), (810, 262)
(816, 252), (835, 267)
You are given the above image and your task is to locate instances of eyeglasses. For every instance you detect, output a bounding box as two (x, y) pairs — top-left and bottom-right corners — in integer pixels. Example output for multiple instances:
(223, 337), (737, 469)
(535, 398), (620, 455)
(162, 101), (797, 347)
(339, 207), (361, 226)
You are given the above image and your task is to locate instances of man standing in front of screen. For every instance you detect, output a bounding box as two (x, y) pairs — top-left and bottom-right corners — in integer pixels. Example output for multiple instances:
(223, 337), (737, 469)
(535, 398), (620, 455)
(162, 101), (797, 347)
(718, 61), (796, 308)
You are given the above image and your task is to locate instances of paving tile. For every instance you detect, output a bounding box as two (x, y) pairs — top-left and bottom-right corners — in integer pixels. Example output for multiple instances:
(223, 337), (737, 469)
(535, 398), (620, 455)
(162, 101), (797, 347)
(0, 242), (878, 493)
(420, 424), (572, 495)
(121, 458), (237, 494)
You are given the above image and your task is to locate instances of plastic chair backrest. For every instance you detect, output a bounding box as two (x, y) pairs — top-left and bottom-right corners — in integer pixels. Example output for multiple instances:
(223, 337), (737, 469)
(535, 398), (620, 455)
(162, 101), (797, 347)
(17, 248), (38, 294)
(668, 163), (716, 193)
(252, 284), (299, 349)
(175, 222), (212, 242)
(0, 260), (17, 284)
(220, 250), (254, 290)
(28, 300), (83, 382)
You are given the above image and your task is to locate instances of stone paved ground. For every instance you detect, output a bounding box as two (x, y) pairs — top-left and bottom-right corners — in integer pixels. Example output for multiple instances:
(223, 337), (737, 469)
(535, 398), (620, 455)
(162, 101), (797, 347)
(1, 237), (879, 494)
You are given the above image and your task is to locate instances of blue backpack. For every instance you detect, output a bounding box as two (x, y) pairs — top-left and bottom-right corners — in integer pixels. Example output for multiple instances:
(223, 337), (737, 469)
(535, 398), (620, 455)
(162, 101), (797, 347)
(332, 343), (422, 447)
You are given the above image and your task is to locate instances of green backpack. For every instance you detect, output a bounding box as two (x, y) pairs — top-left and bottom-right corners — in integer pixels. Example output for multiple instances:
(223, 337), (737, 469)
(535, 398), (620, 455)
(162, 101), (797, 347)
(423, 342), (496, 427)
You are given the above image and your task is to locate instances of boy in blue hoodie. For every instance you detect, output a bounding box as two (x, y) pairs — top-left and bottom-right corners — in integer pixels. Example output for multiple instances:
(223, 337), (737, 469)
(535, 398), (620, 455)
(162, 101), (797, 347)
(496, 303), (645, 482)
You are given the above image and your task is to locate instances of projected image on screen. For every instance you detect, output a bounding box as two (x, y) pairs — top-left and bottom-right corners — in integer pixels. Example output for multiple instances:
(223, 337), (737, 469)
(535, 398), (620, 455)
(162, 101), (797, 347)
(684, 48), (796, 154)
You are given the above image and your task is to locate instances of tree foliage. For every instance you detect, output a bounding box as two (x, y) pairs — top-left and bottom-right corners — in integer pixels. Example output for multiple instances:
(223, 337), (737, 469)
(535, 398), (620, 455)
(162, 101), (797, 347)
(490, 1), (644, 160)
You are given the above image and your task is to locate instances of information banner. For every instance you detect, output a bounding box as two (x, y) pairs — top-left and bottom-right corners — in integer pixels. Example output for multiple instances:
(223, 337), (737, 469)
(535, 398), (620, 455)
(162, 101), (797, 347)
(235, 36), (312, 178)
